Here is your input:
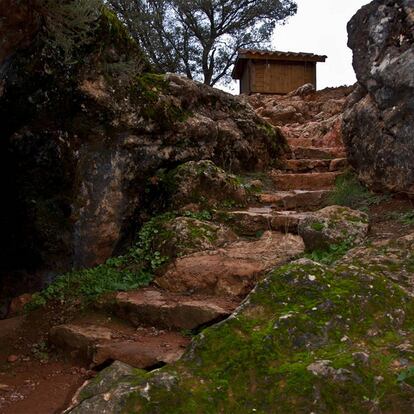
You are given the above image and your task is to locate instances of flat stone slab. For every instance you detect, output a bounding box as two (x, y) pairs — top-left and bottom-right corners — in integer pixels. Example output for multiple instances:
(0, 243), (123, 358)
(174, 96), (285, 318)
(112, 288), (239, 330)
(283, 158), (348, 173)
(259, 190), (331, 210)
(50, 323), (189, 369)
(290, 146), (346, 160)
(270, 171), (342, 191)
(270, 211), (311, 233)
(215, 209), (273, 236)
(216, 209), (310, 235)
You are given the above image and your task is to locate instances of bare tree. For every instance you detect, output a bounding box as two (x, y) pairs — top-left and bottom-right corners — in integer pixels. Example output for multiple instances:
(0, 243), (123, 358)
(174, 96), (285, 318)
(107, 0), (297, 86)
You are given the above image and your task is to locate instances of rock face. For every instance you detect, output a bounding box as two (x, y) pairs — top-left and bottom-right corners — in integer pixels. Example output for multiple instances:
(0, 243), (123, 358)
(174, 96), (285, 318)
(0, 6), (285, 304)
(298, 205), (369, 251)
(68, 233), (414, 413)
(343, 0), (414, 195)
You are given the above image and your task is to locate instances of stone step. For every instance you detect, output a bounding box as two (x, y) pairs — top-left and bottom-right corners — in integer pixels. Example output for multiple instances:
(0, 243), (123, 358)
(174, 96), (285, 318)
(287, 138), (317, 148)
(283, 158), (348, 173)
(214, 208), (273, 236)
(270, 171), (342, 191)
(49, 322), (189, 369)
(259, 190), (330, 210)
(109, 288), (239, 330)
(270, 211), (311, 233)
(289, 146), (346, 160)
(217, 208), (310, 235)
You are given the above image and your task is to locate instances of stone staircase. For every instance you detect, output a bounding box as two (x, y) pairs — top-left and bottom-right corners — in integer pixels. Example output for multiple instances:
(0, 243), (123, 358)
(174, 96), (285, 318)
(49, 130), (348, 373)
(49, 287), (241, 370)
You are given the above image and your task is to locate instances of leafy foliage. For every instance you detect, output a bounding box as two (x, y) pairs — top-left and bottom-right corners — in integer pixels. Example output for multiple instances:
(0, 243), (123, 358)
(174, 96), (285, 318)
(33, 0), (103, 63)
(26, 209), (213, 309)
(328, 172), (389, 211)
(107, 0), (297, 85)
(304, 241), (354, 265)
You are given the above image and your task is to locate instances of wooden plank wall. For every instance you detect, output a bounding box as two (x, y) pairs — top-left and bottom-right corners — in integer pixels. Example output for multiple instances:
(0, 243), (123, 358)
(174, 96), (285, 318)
(240, 61), (251, 94)
(251, 60), (316, 94)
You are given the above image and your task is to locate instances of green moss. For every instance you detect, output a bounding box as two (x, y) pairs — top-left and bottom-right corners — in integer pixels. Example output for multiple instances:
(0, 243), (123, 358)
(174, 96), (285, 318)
(257, 121), (289, 159)
(132, 73), (191, 127)
(311, 221), (325, 231)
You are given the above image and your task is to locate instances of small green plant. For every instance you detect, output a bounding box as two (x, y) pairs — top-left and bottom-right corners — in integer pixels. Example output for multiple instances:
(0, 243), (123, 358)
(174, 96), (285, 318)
(31, 341), (50, 362)
(182, 210), (212, 221)
(328, 172), (388, 211)
(35, 0), (102, 64)
(397, 367), (414, 386)
(304, 241), (354, 265)
(311, 222), (325, 232)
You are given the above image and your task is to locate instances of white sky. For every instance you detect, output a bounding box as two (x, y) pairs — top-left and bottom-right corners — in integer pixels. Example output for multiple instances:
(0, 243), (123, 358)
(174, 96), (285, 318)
(224, 0), (371, 93)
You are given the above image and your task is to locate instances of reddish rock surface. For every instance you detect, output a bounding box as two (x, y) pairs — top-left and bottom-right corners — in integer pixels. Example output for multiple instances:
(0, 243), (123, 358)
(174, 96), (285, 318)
(112, 288), (239, 330)
(156, 231), (305, 297)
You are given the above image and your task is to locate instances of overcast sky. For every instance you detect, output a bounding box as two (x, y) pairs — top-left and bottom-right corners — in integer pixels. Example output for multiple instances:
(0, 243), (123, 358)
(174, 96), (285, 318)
(226, 0), (371, 93)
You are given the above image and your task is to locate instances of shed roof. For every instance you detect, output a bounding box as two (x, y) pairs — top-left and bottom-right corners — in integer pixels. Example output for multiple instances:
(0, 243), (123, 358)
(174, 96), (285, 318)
(232, 49), (327, 79)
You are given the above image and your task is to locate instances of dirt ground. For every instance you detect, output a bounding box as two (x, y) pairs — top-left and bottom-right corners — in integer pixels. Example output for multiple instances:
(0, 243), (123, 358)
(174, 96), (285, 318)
(0, 196), (413, 414)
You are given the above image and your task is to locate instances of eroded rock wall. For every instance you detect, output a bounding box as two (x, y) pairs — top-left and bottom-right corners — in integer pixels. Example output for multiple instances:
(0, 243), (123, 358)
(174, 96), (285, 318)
(343, 0), (414, 195)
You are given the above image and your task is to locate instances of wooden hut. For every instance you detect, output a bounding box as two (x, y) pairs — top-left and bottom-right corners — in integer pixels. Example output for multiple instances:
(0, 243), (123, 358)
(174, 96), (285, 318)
(231, 49), (327, 95)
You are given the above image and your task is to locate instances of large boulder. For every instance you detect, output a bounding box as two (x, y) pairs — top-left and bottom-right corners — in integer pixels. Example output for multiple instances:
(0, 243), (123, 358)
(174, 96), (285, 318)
(343, 0), (414, 195)
(0, 4), (286, 304)
(68, 233), (414, 413)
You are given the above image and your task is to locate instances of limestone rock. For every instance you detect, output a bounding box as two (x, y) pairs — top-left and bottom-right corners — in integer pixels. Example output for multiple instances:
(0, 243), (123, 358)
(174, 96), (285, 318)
(49, 323), (189, 369)
(248, 85), (353, 151)
(343, 0), (414, 194)
(155, 231), (305, 297)
(298, 205), (369, 251)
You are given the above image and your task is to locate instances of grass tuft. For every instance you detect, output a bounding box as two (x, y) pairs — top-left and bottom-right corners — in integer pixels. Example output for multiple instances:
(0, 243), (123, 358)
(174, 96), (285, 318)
(328, 172), (388, 211)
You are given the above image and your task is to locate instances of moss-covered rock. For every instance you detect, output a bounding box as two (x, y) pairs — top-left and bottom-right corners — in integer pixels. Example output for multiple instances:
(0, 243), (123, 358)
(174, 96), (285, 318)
(151, 216), (237, 260)
(69, 233), (414, 413)
(299, 205), (369, 252)
(159, 160), (248, 211)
